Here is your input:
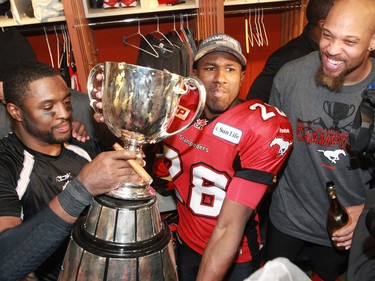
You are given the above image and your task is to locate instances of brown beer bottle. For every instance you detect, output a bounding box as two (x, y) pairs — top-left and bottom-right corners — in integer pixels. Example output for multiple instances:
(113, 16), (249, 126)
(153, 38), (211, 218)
(326, 181), (351, 249)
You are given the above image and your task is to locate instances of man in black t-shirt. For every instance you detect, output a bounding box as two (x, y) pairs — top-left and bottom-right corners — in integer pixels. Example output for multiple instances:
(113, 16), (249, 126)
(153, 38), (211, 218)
(0, 61), (143, 281)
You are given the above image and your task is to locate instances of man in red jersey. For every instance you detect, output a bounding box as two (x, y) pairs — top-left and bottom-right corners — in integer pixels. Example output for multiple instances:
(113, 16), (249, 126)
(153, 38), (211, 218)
(93, 33), (293, 281)
(163, 33), (293, 281)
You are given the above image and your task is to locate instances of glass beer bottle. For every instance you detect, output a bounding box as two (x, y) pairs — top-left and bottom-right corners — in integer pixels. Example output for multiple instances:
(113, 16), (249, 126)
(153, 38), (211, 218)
(326, 181), (351, 249)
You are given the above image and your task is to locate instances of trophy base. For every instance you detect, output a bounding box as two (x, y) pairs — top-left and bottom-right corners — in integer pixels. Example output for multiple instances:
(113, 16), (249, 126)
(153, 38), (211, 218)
(58, 194), (177, 281)
(106, 182), (156, 200)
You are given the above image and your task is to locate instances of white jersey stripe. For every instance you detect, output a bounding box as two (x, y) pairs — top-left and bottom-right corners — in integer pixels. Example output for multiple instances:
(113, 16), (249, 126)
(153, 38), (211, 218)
(64, 143), (92, 162)
(16, 150), (35, 200)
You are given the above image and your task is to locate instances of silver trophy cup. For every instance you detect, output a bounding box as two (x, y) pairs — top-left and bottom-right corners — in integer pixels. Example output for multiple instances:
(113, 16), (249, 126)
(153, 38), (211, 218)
(88, 62), (206, 200)
(59, 62), (206, 281)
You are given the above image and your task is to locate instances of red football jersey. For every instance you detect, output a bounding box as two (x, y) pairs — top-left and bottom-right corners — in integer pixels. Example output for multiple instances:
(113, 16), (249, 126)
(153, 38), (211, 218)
(163, 99), (293, 263)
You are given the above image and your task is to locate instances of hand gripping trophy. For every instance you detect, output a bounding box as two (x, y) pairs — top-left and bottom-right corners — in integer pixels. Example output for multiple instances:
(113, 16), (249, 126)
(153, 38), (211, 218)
(59, 62), (206, 281)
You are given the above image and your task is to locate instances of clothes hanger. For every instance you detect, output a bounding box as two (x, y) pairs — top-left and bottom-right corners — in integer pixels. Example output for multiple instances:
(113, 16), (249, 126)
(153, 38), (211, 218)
(184, 14), (192, 36)
(260, 7), (269, 46)
(123, 19), (159, 58)
(54, 25), (60, 68)
(43, 26), (54, 68)
(179, 14), (189, 43)
(150, 15), (175, 49)
(253, 8), (263, 47)
(257, 7), (265, 46)
(64, 25), (71, 68)
(245, 16), (249, 53)
(59, 24), (67, 69)
(172, 14), (184, 43)
(247, 9), (254, 48)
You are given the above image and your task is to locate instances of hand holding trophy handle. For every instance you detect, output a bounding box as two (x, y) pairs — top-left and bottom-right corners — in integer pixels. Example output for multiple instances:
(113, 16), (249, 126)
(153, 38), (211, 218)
(112, 142), (153, 183)
(87, 63), (105, 116)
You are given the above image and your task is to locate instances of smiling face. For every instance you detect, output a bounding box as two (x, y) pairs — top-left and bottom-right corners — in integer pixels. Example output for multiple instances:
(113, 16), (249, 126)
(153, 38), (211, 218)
(316, 0), (375, 91)
(8, 75), (73, 151)
(194, 52), (245, 119)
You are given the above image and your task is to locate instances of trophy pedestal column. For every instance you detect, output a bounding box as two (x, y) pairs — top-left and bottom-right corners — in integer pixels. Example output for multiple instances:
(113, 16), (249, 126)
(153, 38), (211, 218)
(58, 194), (177, 281)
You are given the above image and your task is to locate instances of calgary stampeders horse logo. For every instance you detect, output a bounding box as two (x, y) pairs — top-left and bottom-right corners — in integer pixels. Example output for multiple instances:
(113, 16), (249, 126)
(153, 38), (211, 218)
(270, 137), (293, 157)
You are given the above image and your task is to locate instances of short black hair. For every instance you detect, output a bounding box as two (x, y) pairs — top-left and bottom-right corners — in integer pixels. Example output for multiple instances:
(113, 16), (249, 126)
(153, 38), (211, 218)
(3, 61), (60, 107)
(306, 0), (335, 26)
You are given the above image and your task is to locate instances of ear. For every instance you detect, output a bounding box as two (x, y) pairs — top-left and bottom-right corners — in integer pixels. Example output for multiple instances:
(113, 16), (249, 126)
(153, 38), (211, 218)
(369, 33), (375, 52)
(192, 69), (198, 76)
(6, 103), (23, 122)
(318, 19), (326, 29)
(240, 70), (246, 85)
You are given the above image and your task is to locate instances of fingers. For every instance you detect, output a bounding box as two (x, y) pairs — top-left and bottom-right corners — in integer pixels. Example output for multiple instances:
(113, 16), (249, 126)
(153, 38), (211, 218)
(77, 150), (143, 196)
(332, 222), (355, 250)
(112, 143), (152, 183)
(93, 112), (105, 123)
(90, 88), (104, 123)
(71, 120), (90, 142)
(96, 73), (103, 82)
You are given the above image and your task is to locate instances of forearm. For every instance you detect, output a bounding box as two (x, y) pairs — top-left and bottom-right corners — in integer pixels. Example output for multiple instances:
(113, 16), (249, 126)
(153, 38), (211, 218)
(197, 199), (252, 281)
(0, 178), (94, 280)
(0, 206), (72, 281)
(197, 226), (242, 281)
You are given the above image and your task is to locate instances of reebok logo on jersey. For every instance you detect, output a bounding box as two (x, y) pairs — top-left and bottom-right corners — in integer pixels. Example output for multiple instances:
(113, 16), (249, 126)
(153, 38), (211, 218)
(176, 105), (190, 121)
(213, 122), (242, 144)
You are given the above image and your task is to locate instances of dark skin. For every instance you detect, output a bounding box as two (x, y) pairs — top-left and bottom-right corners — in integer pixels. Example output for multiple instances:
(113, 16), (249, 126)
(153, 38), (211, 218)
(0, 75), (143, 232)
(92, 53), (264, 281)
(1, 79), (90, 142)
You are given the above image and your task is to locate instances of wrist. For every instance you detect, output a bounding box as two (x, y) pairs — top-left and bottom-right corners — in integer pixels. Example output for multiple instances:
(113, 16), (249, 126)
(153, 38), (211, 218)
(57, 178), (94, 217)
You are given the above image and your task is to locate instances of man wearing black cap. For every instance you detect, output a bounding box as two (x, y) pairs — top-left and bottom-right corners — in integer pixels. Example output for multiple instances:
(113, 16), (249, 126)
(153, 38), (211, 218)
(92, 33), (294, 280)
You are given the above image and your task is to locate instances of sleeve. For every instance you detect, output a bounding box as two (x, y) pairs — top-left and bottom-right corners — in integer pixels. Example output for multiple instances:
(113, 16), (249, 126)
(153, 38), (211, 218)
(0, 206), (72, 281)
(269, 68), (284, 109)
(226, 177), (268, 209)
(0, 160), (22, 217)
(227, 102), (293, 208)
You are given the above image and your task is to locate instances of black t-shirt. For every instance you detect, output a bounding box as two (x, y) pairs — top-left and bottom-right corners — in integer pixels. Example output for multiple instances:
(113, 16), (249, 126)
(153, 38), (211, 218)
(0, 133), (94, 280)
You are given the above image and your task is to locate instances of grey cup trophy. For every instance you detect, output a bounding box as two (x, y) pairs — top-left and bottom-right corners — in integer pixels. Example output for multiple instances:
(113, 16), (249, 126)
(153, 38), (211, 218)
(59, 63), (205, 280)
(88, 62), (206, 200)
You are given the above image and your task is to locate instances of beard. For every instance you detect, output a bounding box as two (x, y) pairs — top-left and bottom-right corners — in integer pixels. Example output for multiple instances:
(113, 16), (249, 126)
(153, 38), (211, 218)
(315, 65), (346, 92)
(23, 117), (72, 145)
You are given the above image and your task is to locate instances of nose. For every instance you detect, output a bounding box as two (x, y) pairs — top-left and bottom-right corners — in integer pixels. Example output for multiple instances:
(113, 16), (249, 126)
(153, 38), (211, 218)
(56, 102), (72, 119)
(326, 39), (343, 56)
(213, 68), (226, 84)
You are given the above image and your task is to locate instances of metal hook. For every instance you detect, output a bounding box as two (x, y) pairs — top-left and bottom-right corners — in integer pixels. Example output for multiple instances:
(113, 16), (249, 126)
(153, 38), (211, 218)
(155, 15), (161, 32)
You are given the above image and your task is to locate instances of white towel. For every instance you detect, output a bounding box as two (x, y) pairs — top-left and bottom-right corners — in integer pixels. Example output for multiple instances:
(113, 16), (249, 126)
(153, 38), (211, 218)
(31, 0), (64, 22)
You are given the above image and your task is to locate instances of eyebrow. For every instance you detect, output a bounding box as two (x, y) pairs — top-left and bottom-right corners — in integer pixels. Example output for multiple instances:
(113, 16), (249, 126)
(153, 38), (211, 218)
(322, 28), (361, 41)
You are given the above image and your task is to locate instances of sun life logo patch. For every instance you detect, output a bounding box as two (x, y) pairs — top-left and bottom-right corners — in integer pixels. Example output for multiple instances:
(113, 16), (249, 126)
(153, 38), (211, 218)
(213, 122), (242, 144)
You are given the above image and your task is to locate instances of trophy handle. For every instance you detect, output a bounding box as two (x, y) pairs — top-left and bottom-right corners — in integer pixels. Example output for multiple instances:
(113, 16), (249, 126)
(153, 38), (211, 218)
(87, 63), (105, 114)
(158, 76), (206, 139)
